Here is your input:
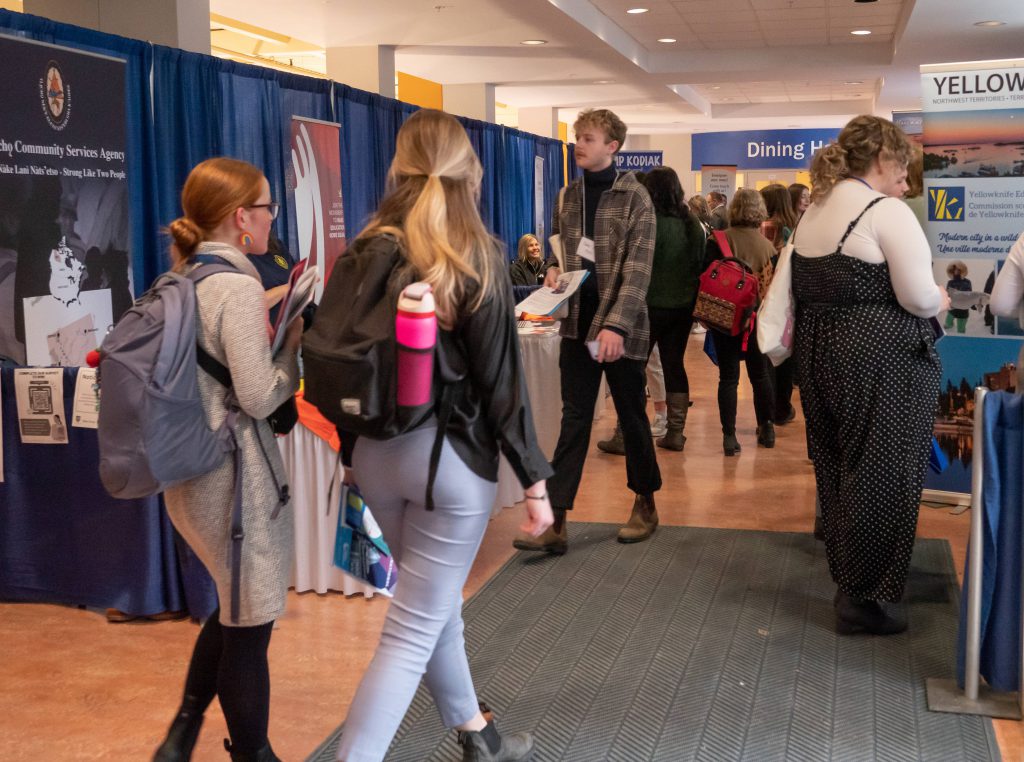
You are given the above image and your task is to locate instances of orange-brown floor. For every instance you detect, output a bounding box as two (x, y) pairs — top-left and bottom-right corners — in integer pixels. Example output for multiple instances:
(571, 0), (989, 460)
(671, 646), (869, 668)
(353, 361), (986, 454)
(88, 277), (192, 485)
(1, 336), (1020, 761)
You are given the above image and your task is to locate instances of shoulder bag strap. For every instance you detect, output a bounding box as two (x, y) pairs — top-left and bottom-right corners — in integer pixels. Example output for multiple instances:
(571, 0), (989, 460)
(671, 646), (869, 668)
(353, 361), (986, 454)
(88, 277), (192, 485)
(836, 197), (886, 255)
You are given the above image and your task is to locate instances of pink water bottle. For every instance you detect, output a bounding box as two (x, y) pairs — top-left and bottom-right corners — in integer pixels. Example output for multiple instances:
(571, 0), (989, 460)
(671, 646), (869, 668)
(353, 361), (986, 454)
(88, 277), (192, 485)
(396, 282), (437, 407)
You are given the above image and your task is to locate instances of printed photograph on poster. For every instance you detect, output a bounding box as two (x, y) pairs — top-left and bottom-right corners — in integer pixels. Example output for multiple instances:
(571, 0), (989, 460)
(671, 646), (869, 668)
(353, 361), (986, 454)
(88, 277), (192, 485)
(925, 335), (1023, 495)
(923, 109), (1024, 179)
(14, 367), (67, 444)
(932, 258), (995, 338)
(72, 366), (99, 428)
(288, 117), (345, 302)
(0, 36), (131, 367)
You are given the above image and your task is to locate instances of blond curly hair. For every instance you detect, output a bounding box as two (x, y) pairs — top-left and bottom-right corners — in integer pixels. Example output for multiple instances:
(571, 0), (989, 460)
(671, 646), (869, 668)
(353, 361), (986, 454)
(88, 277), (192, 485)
(810, 115), (914, 202)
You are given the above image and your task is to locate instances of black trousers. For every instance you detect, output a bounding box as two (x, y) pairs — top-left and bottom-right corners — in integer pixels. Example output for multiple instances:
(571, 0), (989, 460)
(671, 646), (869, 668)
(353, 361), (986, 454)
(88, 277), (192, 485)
(548, 338), (662, 510)
(710, 328), (775, 433)
(647, 306), (695, 394)
(769, 355), (796, 421)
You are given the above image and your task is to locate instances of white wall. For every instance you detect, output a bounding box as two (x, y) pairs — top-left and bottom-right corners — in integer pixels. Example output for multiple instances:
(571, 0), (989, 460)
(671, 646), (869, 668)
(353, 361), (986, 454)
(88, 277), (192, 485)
(624, 133), (695, 197)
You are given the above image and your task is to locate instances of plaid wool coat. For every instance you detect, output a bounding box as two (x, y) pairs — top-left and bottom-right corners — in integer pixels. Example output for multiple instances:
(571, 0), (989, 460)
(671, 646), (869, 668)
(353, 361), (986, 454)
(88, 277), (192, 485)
(550, 171), (656, 361)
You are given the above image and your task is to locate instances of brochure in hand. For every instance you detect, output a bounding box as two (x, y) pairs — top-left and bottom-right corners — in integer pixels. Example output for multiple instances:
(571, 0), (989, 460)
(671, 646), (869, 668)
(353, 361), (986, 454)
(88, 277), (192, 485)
(333, 484), (398, 595)
(514, 269), (589, 317)
(269, 259), (318, 357)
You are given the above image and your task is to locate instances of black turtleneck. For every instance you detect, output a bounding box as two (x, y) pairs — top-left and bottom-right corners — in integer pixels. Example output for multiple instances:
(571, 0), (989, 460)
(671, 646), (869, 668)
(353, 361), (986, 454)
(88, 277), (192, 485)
(577, 163), (617, 334)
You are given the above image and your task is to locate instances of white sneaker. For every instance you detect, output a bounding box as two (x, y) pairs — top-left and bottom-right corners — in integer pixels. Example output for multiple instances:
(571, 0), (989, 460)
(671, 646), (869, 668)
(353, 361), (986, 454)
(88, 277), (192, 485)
(691, 323), (707, 335)
(651, 412), (668, 437)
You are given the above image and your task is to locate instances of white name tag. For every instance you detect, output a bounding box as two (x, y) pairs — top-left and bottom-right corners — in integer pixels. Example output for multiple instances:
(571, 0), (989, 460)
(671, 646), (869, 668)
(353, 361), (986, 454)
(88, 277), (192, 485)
(577, 236), (596, 263)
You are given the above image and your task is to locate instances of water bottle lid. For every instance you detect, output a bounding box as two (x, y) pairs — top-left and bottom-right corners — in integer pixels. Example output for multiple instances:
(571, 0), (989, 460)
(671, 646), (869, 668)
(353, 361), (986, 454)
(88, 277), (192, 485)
(398, 282), (435, 314)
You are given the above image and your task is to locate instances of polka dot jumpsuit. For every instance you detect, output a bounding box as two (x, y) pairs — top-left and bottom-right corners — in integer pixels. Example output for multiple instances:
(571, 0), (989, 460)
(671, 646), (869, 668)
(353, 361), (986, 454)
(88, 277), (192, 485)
(793, 198), (942, 603)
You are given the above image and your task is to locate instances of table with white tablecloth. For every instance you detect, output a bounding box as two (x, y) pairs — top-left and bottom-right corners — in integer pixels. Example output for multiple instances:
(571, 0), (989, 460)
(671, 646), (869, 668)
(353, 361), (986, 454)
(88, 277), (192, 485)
(277, 423), (378, 598)
(492, 330), (606, 513)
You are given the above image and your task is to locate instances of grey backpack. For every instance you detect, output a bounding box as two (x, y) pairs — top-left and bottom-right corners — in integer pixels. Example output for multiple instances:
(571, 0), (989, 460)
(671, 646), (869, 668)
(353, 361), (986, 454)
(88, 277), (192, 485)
(97, 256), (241, 499)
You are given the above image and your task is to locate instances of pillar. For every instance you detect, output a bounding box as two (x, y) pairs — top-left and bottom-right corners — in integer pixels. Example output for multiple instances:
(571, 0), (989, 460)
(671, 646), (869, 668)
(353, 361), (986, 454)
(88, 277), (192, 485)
(443, 83), (495, 123)
(325, 45), (396, 98)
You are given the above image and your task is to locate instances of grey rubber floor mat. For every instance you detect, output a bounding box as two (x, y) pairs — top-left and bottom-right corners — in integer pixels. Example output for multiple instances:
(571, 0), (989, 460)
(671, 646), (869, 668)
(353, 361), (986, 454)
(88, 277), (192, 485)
(309, 524), (1000, 761)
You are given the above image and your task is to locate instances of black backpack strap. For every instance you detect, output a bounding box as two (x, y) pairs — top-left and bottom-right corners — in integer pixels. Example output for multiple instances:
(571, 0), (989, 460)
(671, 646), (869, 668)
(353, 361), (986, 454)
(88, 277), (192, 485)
(424, 381), (460, 511)
(836, 197), (886, 255)
(196, 344), (232, 387)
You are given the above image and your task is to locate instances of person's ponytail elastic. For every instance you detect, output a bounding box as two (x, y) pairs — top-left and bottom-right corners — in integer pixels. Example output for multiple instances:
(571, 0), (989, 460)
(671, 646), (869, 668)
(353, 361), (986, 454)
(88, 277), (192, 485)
(810, 143), (848, 202)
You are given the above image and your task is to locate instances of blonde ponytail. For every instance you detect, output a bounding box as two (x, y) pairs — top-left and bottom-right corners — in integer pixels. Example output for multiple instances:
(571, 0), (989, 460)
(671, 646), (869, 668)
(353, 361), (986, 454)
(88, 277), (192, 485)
(355, 110), (500, 328)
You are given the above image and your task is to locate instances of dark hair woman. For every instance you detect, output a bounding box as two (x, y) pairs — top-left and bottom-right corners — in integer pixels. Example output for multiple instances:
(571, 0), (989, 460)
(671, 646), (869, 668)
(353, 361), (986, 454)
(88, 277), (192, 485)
(641, 166), (706, 451)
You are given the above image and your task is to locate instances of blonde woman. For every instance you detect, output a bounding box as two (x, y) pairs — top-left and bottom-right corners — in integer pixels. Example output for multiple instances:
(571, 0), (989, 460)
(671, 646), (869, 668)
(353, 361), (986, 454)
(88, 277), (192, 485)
(331, 109), (553, 762)
(794, 115), (947, 635)
(509, 233), (546, 286)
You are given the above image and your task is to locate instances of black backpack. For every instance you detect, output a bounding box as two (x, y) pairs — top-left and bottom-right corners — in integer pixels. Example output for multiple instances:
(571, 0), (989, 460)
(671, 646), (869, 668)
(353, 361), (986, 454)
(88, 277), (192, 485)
(302, 234), (462, 508)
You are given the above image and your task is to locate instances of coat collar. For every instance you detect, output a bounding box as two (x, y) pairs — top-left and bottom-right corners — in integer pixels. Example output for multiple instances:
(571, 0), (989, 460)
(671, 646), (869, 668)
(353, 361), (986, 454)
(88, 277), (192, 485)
(195, 241), (261, 280)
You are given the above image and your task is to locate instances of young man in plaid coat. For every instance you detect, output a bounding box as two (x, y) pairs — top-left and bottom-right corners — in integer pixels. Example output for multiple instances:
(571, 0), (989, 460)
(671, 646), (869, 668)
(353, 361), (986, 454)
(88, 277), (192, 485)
(514, 109), (661, 554)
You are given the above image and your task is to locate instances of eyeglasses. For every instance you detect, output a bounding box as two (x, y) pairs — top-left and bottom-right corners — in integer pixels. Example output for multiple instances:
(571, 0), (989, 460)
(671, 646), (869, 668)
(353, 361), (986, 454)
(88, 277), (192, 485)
(248, 202), (280, 220)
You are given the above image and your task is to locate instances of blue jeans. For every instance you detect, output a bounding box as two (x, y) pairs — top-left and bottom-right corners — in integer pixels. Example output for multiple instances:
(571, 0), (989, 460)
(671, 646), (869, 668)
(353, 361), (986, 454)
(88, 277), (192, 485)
(336, 426), (496, 762)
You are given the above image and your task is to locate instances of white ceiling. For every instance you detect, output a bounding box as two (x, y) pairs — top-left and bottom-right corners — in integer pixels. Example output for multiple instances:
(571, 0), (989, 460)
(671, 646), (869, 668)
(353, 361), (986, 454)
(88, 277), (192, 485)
(209, 0), (1024, 135)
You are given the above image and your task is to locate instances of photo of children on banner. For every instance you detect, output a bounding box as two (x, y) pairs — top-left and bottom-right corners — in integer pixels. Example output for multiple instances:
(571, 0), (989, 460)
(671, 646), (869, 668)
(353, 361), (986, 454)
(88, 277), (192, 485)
(932, 258), (996, 338)
(333, 484), (398, 596)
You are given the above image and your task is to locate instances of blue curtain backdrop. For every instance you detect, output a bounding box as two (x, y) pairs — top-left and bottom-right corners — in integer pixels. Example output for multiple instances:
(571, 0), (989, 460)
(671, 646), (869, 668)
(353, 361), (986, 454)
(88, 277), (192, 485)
(957, 391), (1024, 692)
(0, 9), (566, 284)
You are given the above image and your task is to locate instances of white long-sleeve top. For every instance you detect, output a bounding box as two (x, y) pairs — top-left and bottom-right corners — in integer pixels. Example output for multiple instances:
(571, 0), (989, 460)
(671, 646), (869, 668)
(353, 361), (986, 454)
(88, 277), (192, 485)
(988, 231), (1024, 321)
(794, 179), (943, 318)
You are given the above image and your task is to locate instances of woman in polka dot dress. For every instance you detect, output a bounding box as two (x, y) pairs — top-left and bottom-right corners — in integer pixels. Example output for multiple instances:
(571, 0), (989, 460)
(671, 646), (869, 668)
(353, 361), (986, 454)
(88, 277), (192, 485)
(792, 115), (949, 635)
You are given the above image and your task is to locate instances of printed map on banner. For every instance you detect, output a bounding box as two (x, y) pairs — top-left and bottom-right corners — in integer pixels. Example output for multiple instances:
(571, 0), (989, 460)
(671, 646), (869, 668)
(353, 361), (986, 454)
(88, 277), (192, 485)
(14, 368), (67, 444)
(0, 35), (131, 368)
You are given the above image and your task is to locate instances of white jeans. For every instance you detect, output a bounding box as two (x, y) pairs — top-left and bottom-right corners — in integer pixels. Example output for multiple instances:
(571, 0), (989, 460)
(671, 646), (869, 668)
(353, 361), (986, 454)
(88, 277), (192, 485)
(336, 426), (496, 762)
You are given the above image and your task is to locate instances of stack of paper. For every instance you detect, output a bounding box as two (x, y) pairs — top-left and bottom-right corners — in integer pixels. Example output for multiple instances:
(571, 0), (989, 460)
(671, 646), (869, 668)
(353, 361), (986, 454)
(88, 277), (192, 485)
(270, 260), (318, 357)
(514, 269), (589, 317)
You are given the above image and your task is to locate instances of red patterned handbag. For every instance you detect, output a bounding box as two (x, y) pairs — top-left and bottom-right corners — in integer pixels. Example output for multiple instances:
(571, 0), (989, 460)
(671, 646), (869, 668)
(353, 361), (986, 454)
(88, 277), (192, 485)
(693, 231), (759, 337)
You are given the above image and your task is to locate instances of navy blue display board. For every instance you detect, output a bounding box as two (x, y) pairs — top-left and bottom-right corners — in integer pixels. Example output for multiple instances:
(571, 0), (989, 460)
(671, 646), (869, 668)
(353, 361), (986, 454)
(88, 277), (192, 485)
(0, 368), (216, 617)
(691, 128), (840, 171)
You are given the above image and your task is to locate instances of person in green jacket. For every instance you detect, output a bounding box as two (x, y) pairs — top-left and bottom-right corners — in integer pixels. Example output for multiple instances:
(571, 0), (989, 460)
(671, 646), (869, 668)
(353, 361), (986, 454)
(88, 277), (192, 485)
(643, 166), (707, 450)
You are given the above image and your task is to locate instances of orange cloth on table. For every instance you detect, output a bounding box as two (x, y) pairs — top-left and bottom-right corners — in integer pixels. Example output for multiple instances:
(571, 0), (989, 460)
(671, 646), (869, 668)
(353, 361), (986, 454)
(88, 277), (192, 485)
(295, 389), (340, 451)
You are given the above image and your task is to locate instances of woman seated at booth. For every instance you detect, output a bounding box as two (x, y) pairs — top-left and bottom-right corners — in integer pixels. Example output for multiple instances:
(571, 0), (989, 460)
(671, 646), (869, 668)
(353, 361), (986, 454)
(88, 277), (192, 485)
(509, 234), (546, 286)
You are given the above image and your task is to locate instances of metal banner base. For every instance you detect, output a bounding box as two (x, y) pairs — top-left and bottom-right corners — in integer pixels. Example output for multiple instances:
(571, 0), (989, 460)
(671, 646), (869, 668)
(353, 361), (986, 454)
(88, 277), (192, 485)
(927, 678), (1022, 720)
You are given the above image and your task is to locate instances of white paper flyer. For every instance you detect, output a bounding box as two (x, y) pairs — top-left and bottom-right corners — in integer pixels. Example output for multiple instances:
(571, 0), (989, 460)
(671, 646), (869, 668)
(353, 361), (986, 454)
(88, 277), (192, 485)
(72, 367), (100, 429)
(514, 269), (590, 317)
(14, 368), (67, 444)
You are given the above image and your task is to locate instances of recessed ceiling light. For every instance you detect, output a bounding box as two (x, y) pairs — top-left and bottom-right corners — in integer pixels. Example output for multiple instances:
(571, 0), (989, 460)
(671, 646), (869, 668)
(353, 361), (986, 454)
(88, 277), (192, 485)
(850, 29), (872, 36)
(843, 80), (864, 85)
(974, 20), (1005, 27)
(657, 37), (677, 43)
(627, 7), (649, 14)
(711, 85), (721, 90)
(594, 80), (615, 84)
(520, 39), (547, 45)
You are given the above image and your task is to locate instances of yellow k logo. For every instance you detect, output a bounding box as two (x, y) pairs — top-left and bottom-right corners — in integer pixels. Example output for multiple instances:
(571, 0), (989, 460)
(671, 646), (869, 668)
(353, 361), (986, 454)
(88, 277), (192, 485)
(929, 188), (964, 220)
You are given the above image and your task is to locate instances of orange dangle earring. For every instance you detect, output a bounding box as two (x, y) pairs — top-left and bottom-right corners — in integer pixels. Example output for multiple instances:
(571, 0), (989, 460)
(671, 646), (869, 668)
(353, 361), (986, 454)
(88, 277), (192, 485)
(240, 231), (254, 248)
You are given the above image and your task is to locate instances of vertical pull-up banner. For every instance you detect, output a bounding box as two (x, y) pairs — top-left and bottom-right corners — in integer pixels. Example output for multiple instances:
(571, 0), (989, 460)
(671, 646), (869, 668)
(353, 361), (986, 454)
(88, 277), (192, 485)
(0, 35), (130, 367)
(289, 116), (345, 302)
(921, 59), (1024, 497)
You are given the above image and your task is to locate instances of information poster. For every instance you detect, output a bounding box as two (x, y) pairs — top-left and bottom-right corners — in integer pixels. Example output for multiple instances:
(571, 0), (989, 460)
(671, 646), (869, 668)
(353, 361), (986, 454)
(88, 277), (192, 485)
(288, 117), (345, 302)
(14, 367), (66, 444)
(921, 59), (1024, 496)
(0, 35), (131, 367)
(701, 165), (737, 198)
(72, 366), (99, 428)
(534, 155), (545, 245)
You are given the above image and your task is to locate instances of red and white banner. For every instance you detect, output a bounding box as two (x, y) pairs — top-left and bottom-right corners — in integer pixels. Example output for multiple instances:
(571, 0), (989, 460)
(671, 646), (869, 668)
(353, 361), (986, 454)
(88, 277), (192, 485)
(289, 116), (345, 301)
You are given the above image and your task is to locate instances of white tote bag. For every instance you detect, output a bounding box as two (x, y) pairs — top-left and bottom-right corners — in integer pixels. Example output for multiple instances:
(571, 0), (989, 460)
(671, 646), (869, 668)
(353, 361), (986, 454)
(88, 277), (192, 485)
(757, 241), (795, 366)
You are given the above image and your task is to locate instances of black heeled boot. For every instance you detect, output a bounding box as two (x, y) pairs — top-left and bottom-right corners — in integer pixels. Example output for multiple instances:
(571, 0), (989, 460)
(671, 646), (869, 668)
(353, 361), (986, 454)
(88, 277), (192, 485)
(723, 432), (741, 456)
(153, 703), (204, 761)
(457, 702), (534, 762)
(223, 739), (281, 761)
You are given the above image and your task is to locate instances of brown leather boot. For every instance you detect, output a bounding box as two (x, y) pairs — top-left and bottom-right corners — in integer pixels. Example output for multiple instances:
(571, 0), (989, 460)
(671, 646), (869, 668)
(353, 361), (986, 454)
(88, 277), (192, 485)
(512, 512), (568, 554)
(656, 392), (689, 451)
(617, 494), (658, 543)
(597, 422), (626, 455)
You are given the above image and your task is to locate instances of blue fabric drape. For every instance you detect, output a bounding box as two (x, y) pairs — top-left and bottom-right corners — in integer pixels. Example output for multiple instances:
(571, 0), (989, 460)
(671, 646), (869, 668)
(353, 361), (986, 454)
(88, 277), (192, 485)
(957, 391), (1024, 692)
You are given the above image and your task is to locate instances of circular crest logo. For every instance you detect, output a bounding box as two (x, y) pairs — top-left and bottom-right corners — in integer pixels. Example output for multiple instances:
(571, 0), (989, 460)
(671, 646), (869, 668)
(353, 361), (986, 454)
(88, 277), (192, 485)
(39, 60), (71, 130)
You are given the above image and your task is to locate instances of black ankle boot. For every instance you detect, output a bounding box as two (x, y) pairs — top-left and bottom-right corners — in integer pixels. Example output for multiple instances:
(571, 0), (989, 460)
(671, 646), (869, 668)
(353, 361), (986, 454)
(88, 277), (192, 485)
(153, 708), (204, 761)
(223, 739), (281, 761)
(457, 718), (534, 761)
(835, 591), (906, 635)
(723, 432), (741, 456)
(756, 421), (775, 448)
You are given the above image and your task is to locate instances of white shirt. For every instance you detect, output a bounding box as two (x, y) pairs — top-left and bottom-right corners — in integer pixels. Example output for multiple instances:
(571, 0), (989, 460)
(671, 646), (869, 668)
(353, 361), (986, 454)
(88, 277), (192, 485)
(988, 231), (1024, 322)
(794, 180), (943, 318)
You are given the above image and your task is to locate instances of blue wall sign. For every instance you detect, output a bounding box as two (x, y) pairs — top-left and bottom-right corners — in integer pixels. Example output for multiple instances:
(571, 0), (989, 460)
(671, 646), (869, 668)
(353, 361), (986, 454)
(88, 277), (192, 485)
(691, 128), (840, 171)
(615, 151), (663, 171)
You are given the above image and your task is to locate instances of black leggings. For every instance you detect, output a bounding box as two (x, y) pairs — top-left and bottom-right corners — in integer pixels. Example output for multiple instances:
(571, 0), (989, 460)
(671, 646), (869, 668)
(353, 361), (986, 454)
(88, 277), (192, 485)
(647, 306), (695, 394)
(177, 608), (275, 755)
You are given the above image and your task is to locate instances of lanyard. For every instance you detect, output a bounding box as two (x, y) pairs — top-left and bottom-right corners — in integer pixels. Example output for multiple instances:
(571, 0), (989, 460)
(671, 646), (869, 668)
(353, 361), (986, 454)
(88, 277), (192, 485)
(849, 176), (874, 191)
